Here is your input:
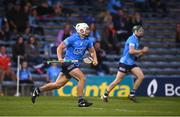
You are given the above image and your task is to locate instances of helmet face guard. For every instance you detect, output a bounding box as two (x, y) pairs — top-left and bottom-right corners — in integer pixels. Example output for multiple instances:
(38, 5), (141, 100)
(75, 23), (90, 36)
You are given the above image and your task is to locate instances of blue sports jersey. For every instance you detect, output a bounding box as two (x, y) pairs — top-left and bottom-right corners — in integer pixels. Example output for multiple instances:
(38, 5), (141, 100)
(120, 34), (139, 65)
(47, 66), (61, 81)
(63, 33), (94, 66)
(19, 69), (32, 80)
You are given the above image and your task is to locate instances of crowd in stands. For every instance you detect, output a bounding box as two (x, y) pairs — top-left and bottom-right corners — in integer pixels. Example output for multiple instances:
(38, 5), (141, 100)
(176, 23), (180, 47)
(0, 0), (174, 96)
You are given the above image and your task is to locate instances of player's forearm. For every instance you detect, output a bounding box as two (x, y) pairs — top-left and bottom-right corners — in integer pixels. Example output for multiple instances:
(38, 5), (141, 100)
(129, 49), (143, 55)
(88, 47), (97, 62)
(91, 50), (98, 62)
(57, 45), (64, 60)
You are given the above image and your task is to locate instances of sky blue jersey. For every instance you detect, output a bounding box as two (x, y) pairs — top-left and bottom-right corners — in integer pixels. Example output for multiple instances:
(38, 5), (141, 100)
(63, 33), (93, 65)
(19, 69), (32, 80)
(47, 66), (61, 81)
(120, 34), (139, 65)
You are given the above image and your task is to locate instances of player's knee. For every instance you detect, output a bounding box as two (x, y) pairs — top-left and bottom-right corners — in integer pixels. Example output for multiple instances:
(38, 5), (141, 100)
(138, 75), (144, 80)
(83, 77), (86, 81)
(113, 80), (120, 85)
(82, 77), (86, 82)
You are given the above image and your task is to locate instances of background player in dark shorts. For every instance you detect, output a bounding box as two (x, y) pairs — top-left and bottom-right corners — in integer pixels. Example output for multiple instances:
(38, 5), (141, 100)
(102, 25), (149, 102)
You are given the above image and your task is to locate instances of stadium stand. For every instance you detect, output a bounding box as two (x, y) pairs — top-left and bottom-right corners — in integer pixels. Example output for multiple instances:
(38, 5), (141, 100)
(0, 0), (179, 96)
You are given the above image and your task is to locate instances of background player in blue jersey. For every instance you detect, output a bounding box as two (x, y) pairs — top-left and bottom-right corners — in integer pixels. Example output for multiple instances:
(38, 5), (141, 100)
(31, 23), (98, 107)
(101, 25), (149, 102)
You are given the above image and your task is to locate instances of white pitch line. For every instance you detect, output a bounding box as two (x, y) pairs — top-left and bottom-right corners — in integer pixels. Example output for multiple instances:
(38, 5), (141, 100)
(69, 106), (175, 114)
(112, 108), (175, 114)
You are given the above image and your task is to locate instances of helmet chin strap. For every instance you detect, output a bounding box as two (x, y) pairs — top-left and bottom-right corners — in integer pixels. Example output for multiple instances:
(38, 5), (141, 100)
(79, 33), (89, 38)
(79, 33), (86, 38)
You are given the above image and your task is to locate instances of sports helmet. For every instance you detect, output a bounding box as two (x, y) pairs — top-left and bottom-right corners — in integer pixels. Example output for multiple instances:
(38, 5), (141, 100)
(75, 23), (89, 35)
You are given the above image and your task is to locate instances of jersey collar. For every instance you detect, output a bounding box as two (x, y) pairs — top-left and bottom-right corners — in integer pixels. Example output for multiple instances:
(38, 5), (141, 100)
(133, 33), (138, 40)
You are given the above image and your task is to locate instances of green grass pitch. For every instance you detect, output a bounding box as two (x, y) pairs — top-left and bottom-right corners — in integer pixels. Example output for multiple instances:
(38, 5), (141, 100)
(0, 96), (180, 116)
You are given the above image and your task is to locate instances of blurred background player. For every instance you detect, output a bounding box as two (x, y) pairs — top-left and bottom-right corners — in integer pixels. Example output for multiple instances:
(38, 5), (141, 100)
(46, 62), (61, 83)
(0, 46), (16, 96)
(31, 23), (98, 107)
(19, 60), (34, 95)
(101, 25), (149, 102)
(0, 46), (16, 81)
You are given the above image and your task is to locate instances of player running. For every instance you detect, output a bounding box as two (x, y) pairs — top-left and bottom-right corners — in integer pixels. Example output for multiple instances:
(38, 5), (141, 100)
(101, 25), (149, 102)
(31, 23), (98, 107)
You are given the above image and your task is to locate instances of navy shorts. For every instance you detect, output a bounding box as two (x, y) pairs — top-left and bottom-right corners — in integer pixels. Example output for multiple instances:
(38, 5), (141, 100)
(61, 63), (78, 79)
(118, 62), (137, 73)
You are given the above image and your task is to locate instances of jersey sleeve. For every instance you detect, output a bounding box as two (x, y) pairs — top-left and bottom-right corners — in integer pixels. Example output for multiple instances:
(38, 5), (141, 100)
(63, 36), (74, 47)
(128, 37), (136, 47)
